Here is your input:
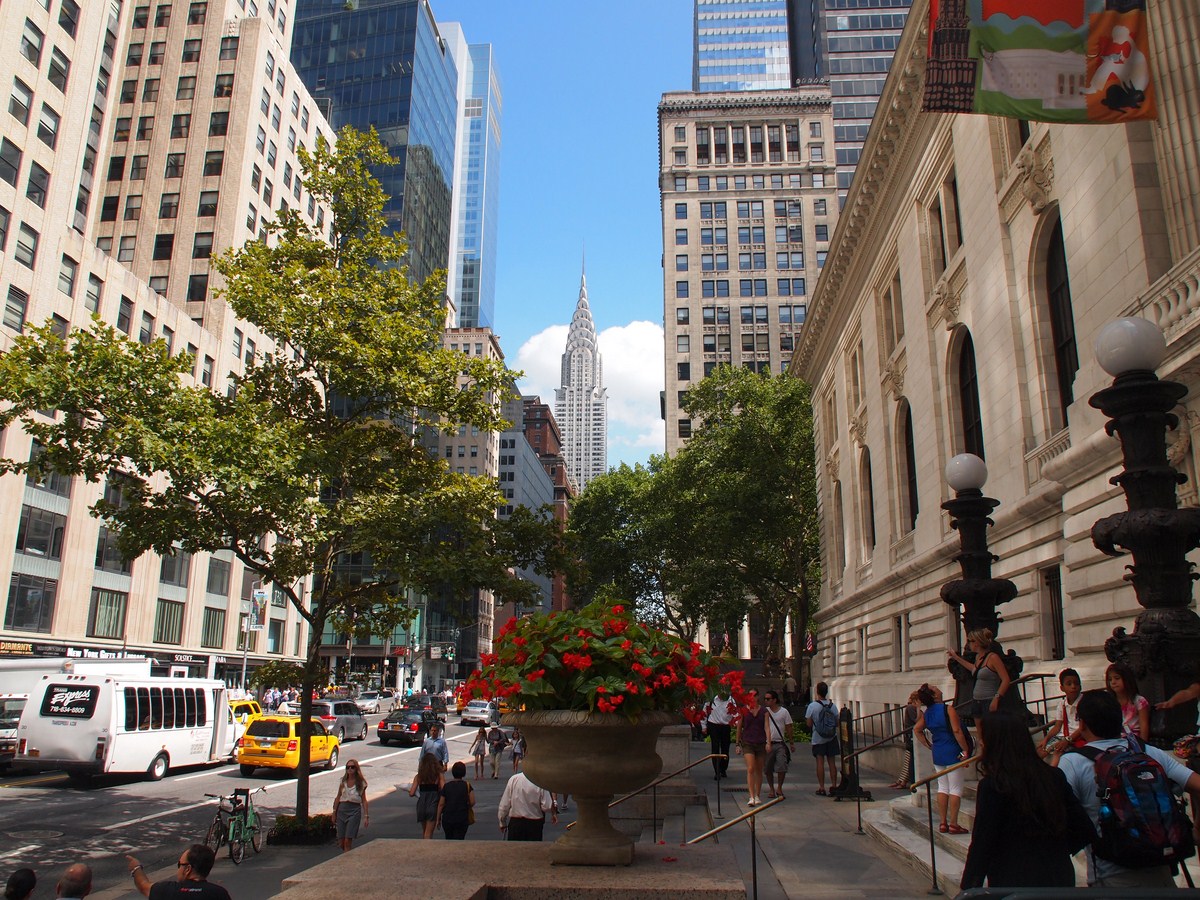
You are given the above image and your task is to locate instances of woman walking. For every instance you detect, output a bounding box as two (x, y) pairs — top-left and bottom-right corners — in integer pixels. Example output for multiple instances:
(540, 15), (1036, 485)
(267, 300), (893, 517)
(409, 752), (445, 840)
(437, 761), (476, 840)
(914, 684), (971, 835)
(948, 628), (1012, 719)
(961, 712), (1095, 889)
(510, 727), (526, 773)
(469, 726), (488, 779)
(1105, 662), (1150, 738)
(735, 690), (769, 807)
(333, 759), (369, 853)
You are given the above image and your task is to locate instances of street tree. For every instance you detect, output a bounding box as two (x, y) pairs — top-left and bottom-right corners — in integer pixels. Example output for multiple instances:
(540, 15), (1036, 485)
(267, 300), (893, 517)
(0, 127), (556, 819)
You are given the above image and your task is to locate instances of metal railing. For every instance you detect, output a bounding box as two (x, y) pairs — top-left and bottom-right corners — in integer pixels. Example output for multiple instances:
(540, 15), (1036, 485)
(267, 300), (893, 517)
(687, 796), (784, 900)
(565, 753), (728, 843)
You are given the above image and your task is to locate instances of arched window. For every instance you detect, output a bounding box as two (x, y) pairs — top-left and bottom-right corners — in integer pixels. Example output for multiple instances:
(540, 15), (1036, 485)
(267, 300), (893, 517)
(957, 331), (985, 459)
(831, 480), (846, 575)
(899, 401), (919, 533)
(859, 449), (876, 557)
(1045, 218), (1078, 428)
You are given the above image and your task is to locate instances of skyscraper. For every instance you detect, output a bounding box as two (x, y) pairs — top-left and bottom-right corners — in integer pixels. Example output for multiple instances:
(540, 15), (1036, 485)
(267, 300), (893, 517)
(693, 0), (793, 92)
(555, 269), (608, 491)
(291, 0), (459, 285)
(443, 24), (502, 329)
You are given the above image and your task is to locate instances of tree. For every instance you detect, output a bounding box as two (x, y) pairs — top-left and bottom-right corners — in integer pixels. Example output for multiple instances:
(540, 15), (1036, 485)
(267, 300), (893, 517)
(0, 127), (556, 819)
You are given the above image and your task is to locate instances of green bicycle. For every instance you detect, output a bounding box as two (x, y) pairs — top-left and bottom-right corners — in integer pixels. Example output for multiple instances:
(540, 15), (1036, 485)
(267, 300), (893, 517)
(206, 787), (266, 864)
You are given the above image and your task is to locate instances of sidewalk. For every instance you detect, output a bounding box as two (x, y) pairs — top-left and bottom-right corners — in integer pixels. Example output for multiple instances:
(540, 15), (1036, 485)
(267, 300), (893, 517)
(686, 743), (932, 899)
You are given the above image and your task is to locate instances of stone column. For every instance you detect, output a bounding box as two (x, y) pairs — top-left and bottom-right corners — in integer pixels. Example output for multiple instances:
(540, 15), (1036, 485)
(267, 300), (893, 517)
(1147, 0), (1200, 261)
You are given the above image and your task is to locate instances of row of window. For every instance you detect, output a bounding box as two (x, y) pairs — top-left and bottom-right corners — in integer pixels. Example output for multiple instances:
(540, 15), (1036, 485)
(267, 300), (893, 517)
(676, 278), (808, 300)
(19, 18), (72, 92)
(676, 331), (803, 354)
(682, 199), (826, 220)
(670, 121), (824, 166)
(676, 359), (788, 383)
(673, 172), (828, 192)
(674, 225), (827, 246)
(676, 303), (808, 325)
(675, 251), (820, 272)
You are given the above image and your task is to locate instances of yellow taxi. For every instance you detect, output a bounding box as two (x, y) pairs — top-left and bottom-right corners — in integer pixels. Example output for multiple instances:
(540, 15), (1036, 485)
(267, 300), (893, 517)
(229, 698), (263, 725)
(236, 716), (340, 776)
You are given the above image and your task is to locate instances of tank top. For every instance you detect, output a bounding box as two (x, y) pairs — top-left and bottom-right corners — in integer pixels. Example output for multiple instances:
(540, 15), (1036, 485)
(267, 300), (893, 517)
(925, 703), (961, 767)
(340, 781), (362, 805)
(419, 782), (439, 793)
(973, 653), (1001, 702)
(741, 706), (767, 743)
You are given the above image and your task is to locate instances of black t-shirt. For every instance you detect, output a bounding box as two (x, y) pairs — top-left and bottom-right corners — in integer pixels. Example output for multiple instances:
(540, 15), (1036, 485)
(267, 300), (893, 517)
(149, 880), (232, 900)
(439, 778), (472, 823)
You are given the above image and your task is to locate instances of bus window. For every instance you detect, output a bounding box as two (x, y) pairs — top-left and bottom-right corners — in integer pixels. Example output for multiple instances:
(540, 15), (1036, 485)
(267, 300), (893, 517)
(137, 687), (151, 730)
(174, 688), (185, 728)
(124, 687), (138, 732)
(184, 690), (196, 728)
(196, 691), (206, 727)
(162, 688), (175, 729)
(150, 688), (163, 729)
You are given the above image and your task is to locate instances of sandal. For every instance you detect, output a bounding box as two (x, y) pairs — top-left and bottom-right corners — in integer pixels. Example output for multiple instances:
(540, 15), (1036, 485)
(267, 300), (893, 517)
(814, 788), (827, 796)
(767, 790), (777, 799)
(938, 823), (949, 833)
(947, 824), (969, 835)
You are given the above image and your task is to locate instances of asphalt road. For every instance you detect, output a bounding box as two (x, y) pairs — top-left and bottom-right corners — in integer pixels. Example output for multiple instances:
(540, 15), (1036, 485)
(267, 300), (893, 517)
(0, 716), (552, 898)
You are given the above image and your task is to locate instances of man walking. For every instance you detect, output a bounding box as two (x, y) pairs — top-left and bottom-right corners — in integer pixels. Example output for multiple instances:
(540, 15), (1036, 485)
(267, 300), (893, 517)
(1059, 690), (1200, 888)
(764, 690), (795, 799)
(487, 724), (508, 779)
(704, 690), (734, 779)
(498, 770), (557, 841)
(127, 844), (231, 899)
(805, 681), (840, 795)
(55, 864), (91, 899)
(422, 722), (449, 771)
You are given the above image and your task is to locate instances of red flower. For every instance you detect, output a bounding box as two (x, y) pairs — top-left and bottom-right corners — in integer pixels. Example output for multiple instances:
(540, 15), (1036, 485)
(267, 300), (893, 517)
(526, 669), (546, 682)
(596, 686), (608, 694)
(611, 605), (625, 614)
(513, 636), (528, 647)
(621, 639), (633, 651)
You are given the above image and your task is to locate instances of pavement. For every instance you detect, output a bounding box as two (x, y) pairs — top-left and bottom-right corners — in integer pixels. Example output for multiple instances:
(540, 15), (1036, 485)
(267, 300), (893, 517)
(89, 736), (931, 899)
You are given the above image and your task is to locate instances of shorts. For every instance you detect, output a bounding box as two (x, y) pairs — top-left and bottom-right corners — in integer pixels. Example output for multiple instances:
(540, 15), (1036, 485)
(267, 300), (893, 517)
(765, 743), (790, 774)
(936, 765), (964, 797)
(335, 802), (362, 840)
(812, 738), (840, 758)
(740, 741), (766, 757)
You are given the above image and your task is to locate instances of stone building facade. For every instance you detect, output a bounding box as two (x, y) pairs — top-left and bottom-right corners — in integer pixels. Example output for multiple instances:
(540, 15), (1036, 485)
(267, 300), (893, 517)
(793, 0), (1200, 716)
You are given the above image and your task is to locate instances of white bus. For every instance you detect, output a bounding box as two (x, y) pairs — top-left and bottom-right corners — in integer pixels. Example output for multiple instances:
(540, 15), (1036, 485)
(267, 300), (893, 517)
(14, 673), (234, 781)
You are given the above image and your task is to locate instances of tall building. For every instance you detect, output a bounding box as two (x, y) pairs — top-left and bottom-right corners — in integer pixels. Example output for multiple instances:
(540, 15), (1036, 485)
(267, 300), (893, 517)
(291, 0), (459, 285)
(555, 270), (608, 491)
(0, 0), (337, 681)
(659, 88), (839, 455)
(443, 24), (502, 330)
(693, 0), (793, 92)
(496, 395), (555, 615)
(520, 396), (575, 611)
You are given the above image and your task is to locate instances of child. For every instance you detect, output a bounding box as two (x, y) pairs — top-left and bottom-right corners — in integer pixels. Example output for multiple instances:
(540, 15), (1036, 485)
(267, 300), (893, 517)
(1105, 662), (1150, 738)
(1038, 668), (1084, 763)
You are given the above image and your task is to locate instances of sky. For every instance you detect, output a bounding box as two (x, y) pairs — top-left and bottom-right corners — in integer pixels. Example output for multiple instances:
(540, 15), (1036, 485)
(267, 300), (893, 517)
(431, 0), (694, 468)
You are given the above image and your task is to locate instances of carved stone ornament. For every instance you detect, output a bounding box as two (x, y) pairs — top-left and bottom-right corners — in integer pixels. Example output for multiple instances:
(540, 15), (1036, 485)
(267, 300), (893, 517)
(1015, 145), (1054, 214)
(825, 448), (840, 480)
(883, 359), (906, 399)
(849, 413), (868, 446)
(933, 280), (961, 330)
(1167, 408), (1198, 467)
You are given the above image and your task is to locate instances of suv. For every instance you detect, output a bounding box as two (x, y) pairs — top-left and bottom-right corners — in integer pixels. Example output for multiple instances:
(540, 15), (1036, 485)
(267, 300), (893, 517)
(310, 700), (368, 742)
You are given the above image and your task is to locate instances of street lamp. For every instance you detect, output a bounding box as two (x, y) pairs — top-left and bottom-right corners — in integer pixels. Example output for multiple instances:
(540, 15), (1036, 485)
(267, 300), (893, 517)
(941, 454), (1021, 710)
(1090, 318), (1200, 741)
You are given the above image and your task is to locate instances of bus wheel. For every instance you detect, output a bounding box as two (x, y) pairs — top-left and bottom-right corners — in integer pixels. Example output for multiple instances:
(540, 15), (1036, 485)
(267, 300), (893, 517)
(147, 753), (169, 781)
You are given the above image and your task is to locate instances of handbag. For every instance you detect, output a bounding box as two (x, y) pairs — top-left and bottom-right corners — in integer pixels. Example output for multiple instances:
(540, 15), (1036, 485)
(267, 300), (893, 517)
(467, 781), (476, 825)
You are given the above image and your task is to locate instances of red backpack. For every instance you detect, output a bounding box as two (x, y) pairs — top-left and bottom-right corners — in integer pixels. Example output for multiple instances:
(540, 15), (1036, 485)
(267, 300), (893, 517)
(1075, 735), (1196, 869)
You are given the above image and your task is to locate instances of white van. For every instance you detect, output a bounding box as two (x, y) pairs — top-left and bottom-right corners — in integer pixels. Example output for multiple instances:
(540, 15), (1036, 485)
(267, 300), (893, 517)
(15, 673), (232, 782)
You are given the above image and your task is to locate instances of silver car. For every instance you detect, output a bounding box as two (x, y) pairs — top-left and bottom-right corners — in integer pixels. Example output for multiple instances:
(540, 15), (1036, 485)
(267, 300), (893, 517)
(460, 699), (500, 726)
(311, 700), (368, 742)
(355, 691), (383, 714)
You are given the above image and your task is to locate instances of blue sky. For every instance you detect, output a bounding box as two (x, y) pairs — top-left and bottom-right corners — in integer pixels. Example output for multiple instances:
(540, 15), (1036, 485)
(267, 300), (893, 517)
(432, 0), (694, 467)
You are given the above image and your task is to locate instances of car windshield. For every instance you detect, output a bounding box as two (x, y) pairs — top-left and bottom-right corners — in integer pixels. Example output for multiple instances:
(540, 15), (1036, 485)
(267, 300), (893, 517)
(247, 719), (291, 738)
(467, 701), (489, 709)
(385, 711), (419, 723)
(359, 692), (378, 699)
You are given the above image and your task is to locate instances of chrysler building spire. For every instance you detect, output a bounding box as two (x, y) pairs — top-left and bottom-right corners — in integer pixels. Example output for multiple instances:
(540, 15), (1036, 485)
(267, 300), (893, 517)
(555, 265), (608, 491)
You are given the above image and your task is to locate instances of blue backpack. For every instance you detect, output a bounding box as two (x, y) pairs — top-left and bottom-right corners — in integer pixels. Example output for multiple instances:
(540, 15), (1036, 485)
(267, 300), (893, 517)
(814, 700), (838, 740)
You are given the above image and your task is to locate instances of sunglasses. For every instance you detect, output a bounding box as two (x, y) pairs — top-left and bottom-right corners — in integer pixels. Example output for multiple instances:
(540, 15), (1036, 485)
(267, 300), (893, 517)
(347, 765), (359, 771)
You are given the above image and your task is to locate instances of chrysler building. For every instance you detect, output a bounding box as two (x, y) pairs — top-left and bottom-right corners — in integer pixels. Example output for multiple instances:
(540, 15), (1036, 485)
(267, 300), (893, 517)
(555, 268), (609, 491)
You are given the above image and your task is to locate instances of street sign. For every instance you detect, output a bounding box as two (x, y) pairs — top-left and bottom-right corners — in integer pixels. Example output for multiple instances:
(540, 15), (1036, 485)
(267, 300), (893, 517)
(429, 645), (443, 660)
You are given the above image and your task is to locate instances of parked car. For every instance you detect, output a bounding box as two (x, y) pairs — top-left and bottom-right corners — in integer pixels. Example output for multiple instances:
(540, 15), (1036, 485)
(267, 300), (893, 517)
(460, 699), (500, 727)
(237, 716), (339, 776)
(355, 691), (384, 714)
(378, 689), (400, 711)
(310, 700), (368, 742)
(404, 694), (448, 720)
(377, 709), (441, 746)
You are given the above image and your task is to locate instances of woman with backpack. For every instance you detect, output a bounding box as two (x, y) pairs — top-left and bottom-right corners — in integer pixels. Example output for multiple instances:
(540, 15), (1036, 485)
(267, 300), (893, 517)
(914, 683), (972, 834)
(961, 712), (1096, 889)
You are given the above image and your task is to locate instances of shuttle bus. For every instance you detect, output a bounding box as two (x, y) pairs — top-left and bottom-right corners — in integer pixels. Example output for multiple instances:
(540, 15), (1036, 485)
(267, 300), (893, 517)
(14, 673), (233, 781)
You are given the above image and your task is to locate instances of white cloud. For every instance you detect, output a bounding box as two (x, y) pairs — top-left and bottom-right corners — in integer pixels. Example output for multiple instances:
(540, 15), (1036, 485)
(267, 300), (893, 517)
(513, 321), (665, 468)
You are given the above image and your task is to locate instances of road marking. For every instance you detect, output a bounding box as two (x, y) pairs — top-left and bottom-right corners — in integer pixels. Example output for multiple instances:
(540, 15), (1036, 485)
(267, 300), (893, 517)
(0, 773), (66, 788)
(0, 845), (38, 863)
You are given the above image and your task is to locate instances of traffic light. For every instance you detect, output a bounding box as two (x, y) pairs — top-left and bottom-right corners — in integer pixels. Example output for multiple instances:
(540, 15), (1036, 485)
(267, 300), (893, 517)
(445, 643), (455, 662)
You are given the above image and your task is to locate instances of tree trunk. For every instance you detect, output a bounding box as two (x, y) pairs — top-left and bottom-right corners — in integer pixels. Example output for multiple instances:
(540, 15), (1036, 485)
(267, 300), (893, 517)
(295, 612), (327, 823)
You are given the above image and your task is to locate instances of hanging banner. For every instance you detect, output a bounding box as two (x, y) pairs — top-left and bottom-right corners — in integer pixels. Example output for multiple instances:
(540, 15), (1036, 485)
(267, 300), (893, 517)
(249, 589), (269, 632)
(923, 0), (1156, 123)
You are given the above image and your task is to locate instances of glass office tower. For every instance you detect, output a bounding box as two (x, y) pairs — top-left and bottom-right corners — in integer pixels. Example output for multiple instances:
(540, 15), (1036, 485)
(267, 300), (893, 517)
(291, 0), (459, 285)
(693, 0), (793, 91)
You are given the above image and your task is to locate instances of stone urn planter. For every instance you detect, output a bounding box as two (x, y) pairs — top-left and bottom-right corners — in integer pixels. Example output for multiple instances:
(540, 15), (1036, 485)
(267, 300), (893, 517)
(505, 709), (679, 866)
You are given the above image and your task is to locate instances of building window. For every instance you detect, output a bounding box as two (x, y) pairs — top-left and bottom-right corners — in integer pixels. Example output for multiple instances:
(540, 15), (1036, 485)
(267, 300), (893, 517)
(676, 307), (689, 324)
(188, 2), (207, 25)
(124, 194), (142, 221)
(203, 150), (223, 176)
(15, 225), (38, 269)
(267, 619), (283, 653)
(900, 401), (919, 533)
(214, 74), (234, 98)
(1042, 566), (1066, 661)
(130, 155), (148, 179)
(85, 275), (102, 312)
(177, 75), (196, 99)
(148, 41), (165, 65)
(171, 113), (190, 138)
(15, 504), (66, 559)
(95, 526), (132, 574)
(9, 79), (32, 125)
(153, 233), (174, 260)
(1045, 218), (1078, 428)
(48, 49), (70, 91)
(58, 254), (78, 297)
(193, 231), (213, 259)
(116, 296), (134, 333)
(678, 419), (692, 439)
(153, 599), (185, 644)
(88, 588), (128, 639)
(135, 115), (153, 141)
(677, 362), (691, 381)
(880, 271), (904, 355)
(5, 574), (57, 633)
(187, 274), (208, 302)
(164, 153), (184, 178)
(206, 557), (230, 596)
(197, 190), (218, 216)
(219, 36), (239, 59)
(209, 111), (228, 136)
(21, 20), (45, 66)
(677, 335), (690, 353)
(0, 139), (20, 186)
(155, 4), (171, 27)
(956, 329), (985, 459)
(201, 607), (225, 648)
(26, 162), (49, 208)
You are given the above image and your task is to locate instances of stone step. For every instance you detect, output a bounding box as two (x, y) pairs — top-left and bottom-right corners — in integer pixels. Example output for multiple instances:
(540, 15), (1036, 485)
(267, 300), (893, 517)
(909, 789), (978, 831)
(891, 800), (972, 862)
(863, 807), (962, 897)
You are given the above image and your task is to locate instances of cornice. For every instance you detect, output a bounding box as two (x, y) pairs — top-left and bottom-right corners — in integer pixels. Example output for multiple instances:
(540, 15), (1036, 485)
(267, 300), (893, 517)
(659, 88), (833, 116)
(794, 0), (936, 379)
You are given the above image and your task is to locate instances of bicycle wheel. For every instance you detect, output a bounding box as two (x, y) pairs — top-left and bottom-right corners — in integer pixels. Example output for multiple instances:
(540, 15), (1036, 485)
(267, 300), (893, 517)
(229, 826), (246, 865)
(204, 816), (225, 850)
(249, 810), (263, 853)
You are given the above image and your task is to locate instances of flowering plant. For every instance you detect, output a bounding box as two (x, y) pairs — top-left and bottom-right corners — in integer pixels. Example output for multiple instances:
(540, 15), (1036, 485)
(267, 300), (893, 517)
(464, 600), (737, 721)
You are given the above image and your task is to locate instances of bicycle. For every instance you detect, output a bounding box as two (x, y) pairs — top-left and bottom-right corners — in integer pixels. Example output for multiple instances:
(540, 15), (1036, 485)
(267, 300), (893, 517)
(227, 786), (267, 864)
(202, 793), (233, 853)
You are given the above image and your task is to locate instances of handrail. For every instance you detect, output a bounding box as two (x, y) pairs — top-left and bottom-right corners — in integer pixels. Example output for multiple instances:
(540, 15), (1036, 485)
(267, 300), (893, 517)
(909, 752), (980, 791)
(686, 795), (783, 844)
(846, 698), (973, 763)
(608, 753), (728, 810)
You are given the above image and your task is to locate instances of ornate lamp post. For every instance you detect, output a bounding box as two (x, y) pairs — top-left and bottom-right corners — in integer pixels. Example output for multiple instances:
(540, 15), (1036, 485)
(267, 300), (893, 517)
(1090, 317), (1200, 742)
(941, 454), (1021, 712)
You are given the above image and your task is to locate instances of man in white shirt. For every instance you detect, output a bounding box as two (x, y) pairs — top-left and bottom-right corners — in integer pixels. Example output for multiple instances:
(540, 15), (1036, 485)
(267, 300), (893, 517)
(1059, 689), (1200, 888)
(498, 771), (557, 841)
(704, 692), (734, 779)
(421, 722), (449, 771)
(763, 690), (795, 799)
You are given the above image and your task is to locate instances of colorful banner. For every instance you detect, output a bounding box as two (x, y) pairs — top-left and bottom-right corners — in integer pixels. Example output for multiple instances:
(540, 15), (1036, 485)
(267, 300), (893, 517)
(249, 589), (269, 632)
(923, 0), (1156, 123)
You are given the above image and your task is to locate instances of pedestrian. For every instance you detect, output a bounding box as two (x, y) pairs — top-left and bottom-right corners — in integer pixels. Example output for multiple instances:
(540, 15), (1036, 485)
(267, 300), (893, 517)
(960, 711), (1096, 890)
(469, 726), (488, 779)
(703, 690), (734, 780)
(783, 673), (798, 706)
(437, 760), (476, 840)
(510, 727), (525, 773)
(913, 683), (971, 834)
(422, 722), (449, 771)
(54, 864), (89, 899)
(805, 681), (841, 796)
(487, 724), (508, 779)
(1039, 668), (1085, 762)
(498, 770), (557, 841)
(890, 690), (921, 789)
(763, 690), (794, 800)
(5, 869), (35, 900)
(948, 628), (1013, 720)
(409, 751), (445, 839)
(735, 689), (769, 806)
(1104, 662), (1150, 739)
(332, 758), (369, 853)
(1059, 689), (1200, 888)
(127, 845), (230, 899)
